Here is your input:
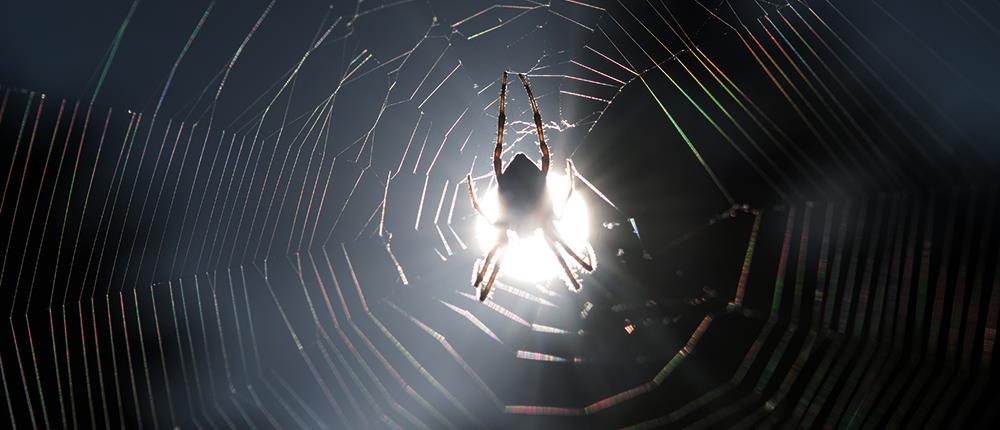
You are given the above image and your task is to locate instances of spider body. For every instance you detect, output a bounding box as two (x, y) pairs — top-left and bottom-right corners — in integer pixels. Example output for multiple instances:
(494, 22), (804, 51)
(496, 152), (552, 234)
(466, 72), (594, 301)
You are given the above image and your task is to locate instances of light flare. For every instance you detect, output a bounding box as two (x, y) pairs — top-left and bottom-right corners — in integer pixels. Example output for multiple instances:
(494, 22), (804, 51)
(474, 173), (591, 283)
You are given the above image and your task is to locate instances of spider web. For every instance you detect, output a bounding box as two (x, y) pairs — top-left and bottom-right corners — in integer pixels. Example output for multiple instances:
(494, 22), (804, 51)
(1, 0), (1000, 428)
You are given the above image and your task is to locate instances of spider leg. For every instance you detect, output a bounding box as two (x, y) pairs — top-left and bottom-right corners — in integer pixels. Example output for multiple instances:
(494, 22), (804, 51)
(517, 73), (550, 176)
(466, 174), (491, 221)
(475, 243), (500, 288)
(494, 72), (508, 178)
(543, 234), (581, 290)
(558, 159), (575, 219)
(474, 229), (508, 288)
(480, 248), (506, 301)
(545, 223), (594, 272)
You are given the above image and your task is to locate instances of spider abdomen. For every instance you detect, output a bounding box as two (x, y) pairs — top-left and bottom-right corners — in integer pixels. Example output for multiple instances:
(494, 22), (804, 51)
(497, 153), (552, 233)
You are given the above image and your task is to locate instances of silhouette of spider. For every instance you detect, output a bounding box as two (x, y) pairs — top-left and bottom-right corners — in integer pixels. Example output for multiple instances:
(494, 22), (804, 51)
(466, 72), (593, 301)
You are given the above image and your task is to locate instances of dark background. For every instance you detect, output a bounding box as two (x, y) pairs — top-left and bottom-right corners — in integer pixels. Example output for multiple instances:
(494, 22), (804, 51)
(1, 0), (999, 428)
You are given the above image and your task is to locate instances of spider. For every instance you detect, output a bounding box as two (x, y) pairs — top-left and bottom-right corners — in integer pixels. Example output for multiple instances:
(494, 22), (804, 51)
(466, 71), (594, 301)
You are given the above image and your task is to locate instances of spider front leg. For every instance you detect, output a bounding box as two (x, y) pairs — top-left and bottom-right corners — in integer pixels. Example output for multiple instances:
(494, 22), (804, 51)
(494, 72), (508, 177)
(517, 73), (550, 176)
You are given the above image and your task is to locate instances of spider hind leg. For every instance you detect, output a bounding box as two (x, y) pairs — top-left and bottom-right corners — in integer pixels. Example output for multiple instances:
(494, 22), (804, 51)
(545, 223), (594, 272)
(479, 250), (505, 301)
(474, 230), (508, 293)
(544, 233), (581, 290)
(474, 244), (500, 288)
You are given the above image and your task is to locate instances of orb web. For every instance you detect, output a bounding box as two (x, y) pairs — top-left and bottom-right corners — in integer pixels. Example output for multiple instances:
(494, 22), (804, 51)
(1, 0), (999, 429)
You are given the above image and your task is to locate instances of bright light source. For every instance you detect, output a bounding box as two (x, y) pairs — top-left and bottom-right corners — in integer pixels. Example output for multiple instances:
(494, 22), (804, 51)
(474, 174), (591, 283)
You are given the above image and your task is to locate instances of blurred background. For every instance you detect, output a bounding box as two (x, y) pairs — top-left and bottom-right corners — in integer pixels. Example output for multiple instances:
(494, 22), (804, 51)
(1, 0), (999, 428)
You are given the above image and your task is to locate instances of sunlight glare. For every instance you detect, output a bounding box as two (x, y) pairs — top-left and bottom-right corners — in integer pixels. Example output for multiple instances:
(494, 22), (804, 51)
(474, 174), (590, 283)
